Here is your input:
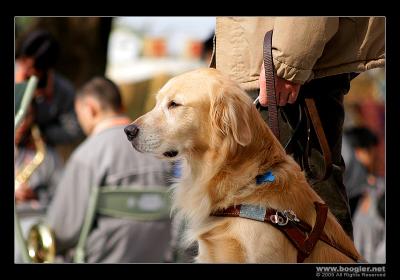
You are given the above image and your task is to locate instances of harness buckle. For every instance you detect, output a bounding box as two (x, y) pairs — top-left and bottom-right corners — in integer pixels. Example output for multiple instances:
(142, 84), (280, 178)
(270, 210), (289, 226)
(270, 209), (300, 226)
(283, 209), (300, 223)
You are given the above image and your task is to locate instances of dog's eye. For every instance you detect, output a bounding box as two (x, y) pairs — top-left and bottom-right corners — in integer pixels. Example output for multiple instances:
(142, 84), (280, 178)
(168, 101), (181, 109)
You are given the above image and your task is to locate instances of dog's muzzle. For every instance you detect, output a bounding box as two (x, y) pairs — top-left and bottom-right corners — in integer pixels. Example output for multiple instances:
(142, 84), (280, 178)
(124, 124), (139, 141)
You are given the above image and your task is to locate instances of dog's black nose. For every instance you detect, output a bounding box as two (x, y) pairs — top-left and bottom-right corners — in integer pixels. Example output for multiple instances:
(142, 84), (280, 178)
(124, 124), (139, 141)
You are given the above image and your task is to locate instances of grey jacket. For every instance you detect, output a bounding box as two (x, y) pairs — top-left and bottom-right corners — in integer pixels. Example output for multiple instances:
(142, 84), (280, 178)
(47, 124), (172, 263)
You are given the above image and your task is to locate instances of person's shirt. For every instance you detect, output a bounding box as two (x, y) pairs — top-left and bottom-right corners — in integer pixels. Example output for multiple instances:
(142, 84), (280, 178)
(352, 176), (385, 263)
(33, 72), (84, 146)
(46, 116), (172, 262)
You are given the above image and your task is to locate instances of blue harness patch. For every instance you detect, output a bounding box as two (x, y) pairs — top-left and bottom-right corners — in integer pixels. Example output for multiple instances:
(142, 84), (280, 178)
(239, 204), (267, 221)
(255, 171), (275, 185)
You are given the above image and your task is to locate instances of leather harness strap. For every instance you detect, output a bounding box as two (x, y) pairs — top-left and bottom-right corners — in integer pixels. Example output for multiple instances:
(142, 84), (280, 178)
(263, 30), (333, 182)
(211, 202), (359, 262)
(263, 30), (280, 140)
(303, 98), (333, 181)
(296, 202), (327, 262)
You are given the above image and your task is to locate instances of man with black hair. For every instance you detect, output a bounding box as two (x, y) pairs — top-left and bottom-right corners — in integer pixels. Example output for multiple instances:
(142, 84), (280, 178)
(342, 127), (379, 216)
(345, 127), (379, 173)
(343, 126), (385, 263)
(46, 77), (172, 263)
(16, 29), (83, 146)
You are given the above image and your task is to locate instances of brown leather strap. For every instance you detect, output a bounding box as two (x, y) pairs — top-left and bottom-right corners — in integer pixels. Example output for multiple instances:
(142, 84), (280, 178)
(212, 205), (241, 217)
(263, 30), (280, 141)
(212, 205), (312, 233)
(275, 221), (308, 252)
(262, 29), (332, 182)
(304, 98), (333, 181)
(297, 202), (328, 262)
(211, 202), (359, 262)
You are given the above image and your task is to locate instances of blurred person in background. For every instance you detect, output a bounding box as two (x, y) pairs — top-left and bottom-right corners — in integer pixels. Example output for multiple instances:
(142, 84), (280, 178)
(344, 127), (385, 263)
(342, 134), (369, 216)
(15, 29), (84, 147)
(14, 103), (64, 262)
(15, 104), (64, 209)
(46, 77), (172, 263)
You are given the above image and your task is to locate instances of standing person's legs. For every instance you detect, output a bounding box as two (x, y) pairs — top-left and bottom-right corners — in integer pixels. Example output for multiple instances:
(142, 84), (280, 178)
(300, 74), (353, 238)
(248, 73), (353, 238)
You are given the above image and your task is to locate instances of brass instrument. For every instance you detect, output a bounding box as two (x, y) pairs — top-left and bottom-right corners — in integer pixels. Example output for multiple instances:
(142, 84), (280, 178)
(15, 125), (57, 263)
(27, 223), (56, 263)
(15, 125), (46, 190)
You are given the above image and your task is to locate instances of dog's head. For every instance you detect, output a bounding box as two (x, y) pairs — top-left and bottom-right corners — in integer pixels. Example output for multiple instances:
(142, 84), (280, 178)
(125, 68), (263, 161)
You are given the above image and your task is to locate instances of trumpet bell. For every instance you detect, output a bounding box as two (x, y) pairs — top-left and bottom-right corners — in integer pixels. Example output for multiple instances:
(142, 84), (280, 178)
(27, 223), (56, 263)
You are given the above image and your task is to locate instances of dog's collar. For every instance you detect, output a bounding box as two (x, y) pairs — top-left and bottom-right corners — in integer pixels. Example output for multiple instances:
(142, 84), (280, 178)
(255, 170), (275, 185)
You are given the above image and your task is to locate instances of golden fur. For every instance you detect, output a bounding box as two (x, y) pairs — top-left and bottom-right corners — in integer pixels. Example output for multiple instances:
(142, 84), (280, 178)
(129, 68), (362, 263)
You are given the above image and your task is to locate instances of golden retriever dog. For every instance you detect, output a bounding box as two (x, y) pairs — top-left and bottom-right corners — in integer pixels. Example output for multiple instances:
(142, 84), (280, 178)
(125, 68), (362, 263)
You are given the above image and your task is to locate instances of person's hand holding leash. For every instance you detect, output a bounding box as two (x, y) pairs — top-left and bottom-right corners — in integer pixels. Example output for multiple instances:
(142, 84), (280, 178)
(258, 62), (301, 106)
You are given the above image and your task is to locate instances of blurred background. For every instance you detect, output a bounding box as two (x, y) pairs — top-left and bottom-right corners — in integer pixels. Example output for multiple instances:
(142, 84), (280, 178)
(14, 17), (385, 263)
(16, 17), (215, 127)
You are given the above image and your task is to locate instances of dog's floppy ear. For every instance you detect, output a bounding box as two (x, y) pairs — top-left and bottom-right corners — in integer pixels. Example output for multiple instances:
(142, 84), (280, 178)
(210, 86), (252, 147)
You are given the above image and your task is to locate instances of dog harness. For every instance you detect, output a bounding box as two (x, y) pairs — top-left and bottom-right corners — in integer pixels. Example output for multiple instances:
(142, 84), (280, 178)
(210, 171), (361, 263)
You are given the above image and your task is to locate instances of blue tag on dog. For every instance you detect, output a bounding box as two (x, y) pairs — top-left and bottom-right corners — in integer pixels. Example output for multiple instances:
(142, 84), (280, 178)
(256, 171), (275, 185)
